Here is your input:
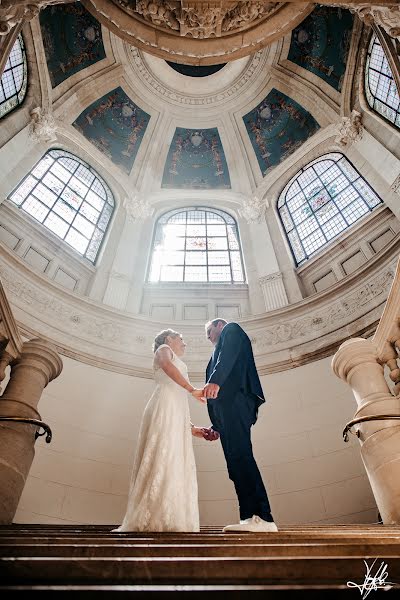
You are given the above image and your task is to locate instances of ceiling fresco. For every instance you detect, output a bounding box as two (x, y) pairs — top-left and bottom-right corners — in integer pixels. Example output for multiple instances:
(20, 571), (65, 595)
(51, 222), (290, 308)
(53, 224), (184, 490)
(40, 3), (106, 88)
(287, 6), (354, 91)
(243, 88), (320, 176)
(73, 86), (151, 174)
(162, 128), (231, 190)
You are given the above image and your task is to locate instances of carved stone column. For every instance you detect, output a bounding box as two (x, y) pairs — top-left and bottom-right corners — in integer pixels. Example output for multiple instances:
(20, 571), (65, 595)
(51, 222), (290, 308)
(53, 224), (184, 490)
(0, 338), (63, 524)
(259, 272), (288, 312)
(332, 337), (400, 524)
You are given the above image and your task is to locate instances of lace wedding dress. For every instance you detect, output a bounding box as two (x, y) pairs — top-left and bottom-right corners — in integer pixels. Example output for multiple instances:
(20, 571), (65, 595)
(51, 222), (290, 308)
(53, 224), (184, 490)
(113, 344), (200, 532)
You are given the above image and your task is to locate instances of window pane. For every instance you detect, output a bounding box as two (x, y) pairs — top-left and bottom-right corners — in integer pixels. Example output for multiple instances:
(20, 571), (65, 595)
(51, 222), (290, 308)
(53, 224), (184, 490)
(8, 150), (114, 262)
(148, 207), (245, 283)
(0, 35), (27, 120)
(366, 34), (400, 128)
(279, 153), (382, 265)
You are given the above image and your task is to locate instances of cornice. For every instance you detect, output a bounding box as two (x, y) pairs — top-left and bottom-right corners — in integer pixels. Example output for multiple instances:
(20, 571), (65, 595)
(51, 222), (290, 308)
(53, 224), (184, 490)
(0, 236), (397, 377)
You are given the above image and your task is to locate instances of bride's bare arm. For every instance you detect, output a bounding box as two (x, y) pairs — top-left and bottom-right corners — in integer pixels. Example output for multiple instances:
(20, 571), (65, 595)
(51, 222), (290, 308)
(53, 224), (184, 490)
(155, 347), (205, 403)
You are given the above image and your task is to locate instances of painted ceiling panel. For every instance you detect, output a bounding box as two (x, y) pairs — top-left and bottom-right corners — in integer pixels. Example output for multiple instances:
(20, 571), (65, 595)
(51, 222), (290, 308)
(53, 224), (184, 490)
(243, 88), (319, 176)
(287, 6), (354, 91)
(73, 87), (151, 174)
(162, 128), (231, 189)
(40, 3), (106, 88)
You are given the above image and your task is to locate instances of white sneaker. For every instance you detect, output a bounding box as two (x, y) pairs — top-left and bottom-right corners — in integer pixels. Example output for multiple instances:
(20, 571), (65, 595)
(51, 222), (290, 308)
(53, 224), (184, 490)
(223, 515), (278, 533)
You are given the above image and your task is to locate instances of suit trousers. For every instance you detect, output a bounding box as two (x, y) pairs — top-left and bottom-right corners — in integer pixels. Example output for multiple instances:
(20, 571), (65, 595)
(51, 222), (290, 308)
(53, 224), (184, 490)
(208, 391), (273, 522)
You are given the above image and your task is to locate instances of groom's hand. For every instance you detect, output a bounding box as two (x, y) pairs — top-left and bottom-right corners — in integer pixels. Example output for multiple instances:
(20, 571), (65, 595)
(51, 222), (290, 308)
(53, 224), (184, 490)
(203, 383), (220, 399)
(201, 427), (220, 441)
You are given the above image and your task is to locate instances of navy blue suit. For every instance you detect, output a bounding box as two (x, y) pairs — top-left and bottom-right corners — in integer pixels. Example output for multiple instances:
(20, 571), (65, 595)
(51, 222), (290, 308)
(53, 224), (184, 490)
(206, 322), (273, 522)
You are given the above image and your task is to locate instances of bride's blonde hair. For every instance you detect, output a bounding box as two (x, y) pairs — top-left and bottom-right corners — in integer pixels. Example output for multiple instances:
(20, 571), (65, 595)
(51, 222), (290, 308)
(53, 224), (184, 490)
(152, 329), (181, 353)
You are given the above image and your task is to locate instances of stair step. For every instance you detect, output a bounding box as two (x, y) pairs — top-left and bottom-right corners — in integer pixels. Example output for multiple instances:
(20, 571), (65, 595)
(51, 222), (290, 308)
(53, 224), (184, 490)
(2, 542), (400, 558)
(1, 556), (399, 585)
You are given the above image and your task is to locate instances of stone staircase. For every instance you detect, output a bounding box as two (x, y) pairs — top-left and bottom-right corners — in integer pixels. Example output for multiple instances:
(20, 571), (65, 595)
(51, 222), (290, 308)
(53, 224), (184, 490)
(1, 524), (400, 596)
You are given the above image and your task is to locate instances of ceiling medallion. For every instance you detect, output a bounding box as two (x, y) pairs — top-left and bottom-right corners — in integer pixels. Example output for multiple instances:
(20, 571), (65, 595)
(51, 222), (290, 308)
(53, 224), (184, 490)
(82, 0), (313, 64)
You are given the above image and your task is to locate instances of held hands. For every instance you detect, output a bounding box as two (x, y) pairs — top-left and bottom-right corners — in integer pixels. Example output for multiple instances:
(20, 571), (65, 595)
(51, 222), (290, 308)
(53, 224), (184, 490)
(202, 383), (220, 400)
(191, 389), (207, 404)
(190, 425), (220, 441)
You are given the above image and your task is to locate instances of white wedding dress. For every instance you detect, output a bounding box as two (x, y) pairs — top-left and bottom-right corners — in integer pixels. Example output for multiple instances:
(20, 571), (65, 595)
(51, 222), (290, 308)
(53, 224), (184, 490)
(113, 344), (200, 532)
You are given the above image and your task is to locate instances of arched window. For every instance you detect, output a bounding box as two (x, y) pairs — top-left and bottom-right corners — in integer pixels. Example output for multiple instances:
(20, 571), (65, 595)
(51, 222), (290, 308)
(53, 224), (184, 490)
(365, 34), (400, 128)
(9, 149), (114, 263)
(0, 34), (28, 119)
(278, 153), (382, 266)
(149, 207), (245, 283)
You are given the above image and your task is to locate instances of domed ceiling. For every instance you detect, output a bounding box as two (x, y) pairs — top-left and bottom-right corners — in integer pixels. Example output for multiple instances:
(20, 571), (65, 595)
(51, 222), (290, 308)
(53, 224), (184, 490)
(38, 2), (355, 195)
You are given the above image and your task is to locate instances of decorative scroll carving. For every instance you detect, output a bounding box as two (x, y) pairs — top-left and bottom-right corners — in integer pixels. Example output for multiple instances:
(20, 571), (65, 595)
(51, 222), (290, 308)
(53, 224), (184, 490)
(28, 107), (57, 143)
(123, 192), (153, 222)
(335, 110), (363, 147)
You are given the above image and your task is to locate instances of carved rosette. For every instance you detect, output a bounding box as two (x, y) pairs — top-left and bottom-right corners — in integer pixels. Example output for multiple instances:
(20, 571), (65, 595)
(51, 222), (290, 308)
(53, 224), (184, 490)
(335, 110), (363, 148)
(123, 193), (153, 222)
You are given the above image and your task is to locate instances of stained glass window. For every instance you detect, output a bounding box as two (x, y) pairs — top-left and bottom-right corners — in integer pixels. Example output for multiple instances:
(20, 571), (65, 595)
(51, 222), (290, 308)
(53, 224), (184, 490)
(365, 34), (400, 128)
(8, 149), (114, 263)
(149, 207), (245, 283)
(278, 153), (383, 265)
(0, 34), (28, 119)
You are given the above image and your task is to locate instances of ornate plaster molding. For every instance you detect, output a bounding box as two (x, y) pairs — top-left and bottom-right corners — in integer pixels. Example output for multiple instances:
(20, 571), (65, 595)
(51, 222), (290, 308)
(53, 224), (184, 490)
(335, 109), (363, 147)
(28, 107), (58, 143)
(0, 236), (398, 375)
(83, 0), (313, 64)
(123, 192), (153, 222)
(128, 47), (266, 107)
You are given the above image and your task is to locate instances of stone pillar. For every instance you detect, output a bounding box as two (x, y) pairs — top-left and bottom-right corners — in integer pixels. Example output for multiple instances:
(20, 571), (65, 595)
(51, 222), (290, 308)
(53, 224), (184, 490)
(259, 272), (288, 311)
(0, 338), (63, 524)
(332, 337), (400, 524)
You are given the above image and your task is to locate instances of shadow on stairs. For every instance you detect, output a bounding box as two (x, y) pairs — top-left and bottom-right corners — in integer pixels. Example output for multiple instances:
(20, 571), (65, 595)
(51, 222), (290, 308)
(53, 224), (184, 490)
(1, 523), (400, 597)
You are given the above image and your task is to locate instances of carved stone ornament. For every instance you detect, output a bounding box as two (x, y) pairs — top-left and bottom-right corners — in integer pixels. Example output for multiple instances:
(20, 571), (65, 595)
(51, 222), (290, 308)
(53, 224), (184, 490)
(335, 4), (400, 40)
(0, 0), (72, 35)
(28, 107), (57, 143)
(113, 0), (282, 38)
(335, 109), (363, 148)
(82, 0), (313, 63)
(239, 194), (267, 224)
(123, 193), (153, 221)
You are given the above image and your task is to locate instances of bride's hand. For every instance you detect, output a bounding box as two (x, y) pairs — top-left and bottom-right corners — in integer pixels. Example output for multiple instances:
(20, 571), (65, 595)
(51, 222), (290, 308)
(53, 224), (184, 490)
(191, 389), (207, 404)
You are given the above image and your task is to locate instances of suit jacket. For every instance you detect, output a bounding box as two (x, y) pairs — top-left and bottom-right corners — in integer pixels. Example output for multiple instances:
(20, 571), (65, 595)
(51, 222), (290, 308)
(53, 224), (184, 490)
(206, 322), (265, 410)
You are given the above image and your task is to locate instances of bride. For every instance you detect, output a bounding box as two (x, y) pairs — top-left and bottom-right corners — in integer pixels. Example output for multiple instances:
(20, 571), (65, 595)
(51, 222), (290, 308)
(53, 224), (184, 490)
(112, 329), (206, 532)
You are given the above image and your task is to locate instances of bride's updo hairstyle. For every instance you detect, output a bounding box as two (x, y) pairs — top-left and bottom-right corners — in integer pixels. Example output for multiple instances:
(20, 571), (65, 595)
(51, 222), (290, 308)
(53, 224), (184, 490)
(153, 329), (181, 353)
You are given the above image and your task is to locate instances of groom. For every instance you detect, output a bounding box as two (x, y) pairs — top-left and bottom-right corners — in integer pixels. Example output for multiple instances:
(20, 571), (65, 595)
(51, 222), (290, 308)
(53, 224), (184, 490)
(201, 319), (278, 533)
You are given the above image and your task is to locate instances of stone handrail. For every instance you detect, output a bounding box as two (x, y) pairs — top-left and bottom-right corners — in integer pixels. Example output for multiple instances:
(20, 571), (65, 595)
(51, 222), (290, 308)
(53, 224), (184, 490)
(0, 416), (52, 443)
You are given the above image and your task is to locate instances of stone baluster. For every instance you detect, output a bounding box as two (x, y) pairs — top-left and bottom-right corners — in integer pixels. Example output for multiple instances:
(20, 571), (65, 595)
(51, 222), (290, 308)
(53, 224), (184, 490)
(332, 337), (400, 524)
(0, 338), (62, 524)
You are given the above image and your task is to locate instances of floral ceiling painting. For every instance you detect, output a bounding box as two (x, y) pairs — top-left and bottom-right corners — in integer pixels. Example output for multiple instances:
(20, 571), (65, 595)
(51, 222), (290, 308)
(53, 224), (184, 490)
(73, 87), (151, 174)
(39, 3), (106, 88)
(243, 88), (319, 176)
(287, 6), (354, 91)
(162, 128), (231, 189)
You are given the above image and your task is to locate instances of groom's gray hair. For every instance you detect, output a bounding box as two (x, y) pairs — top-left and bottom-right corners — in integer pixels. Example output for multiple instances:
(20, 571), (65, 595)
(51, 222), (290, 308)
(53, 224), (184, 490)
(205, 318), (228, 329)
